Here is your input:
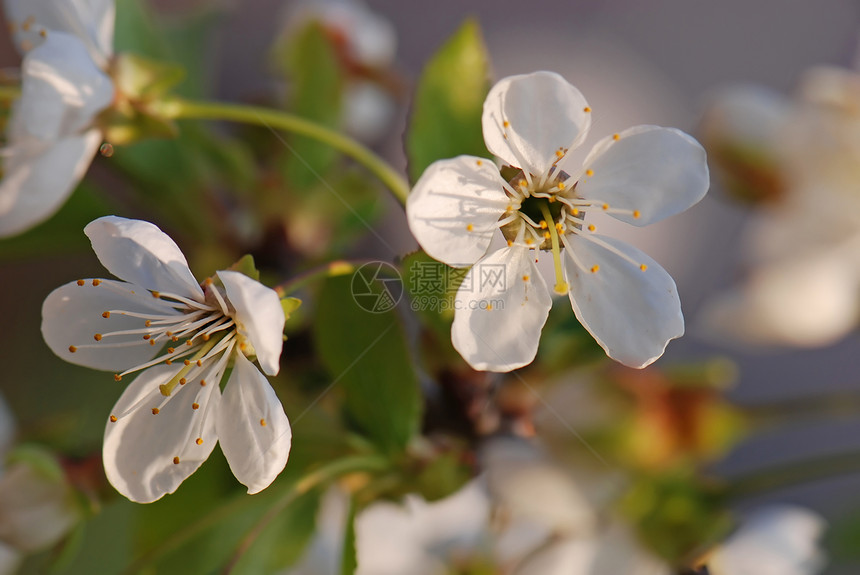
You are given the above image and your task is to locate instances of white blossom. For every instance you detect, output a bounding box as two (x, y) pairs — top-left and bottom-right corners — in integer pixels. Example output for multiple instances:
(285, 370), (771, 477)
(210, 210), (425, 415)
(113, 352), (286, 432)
(41, 216), (291, 503)
(0, 0), (115, 237)
(407, 71), (709, 372)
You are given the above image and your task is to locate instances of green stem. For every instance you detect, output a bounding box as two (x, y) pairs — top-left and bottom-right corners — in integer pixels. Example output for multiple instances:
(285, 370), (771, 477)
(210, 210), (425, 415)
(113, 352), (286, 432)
(156, 97), (410, 205)
(275, 260), (360, 297)
(221, 455), (389, 574)
(123, 455), (388, 575)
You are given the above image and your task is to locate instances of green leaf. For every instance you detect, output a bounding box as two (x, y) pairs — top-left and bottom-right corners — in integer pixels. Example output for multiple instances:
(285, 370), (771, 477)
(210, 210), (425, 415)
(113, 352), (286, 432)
(277, 22), (344, 188)
(226, 254), (261, 281)
(282, 297), (303, 319)
(340, 496), (358, 575)
(406, 18), (491, 183)
(313, 275), (421, 453)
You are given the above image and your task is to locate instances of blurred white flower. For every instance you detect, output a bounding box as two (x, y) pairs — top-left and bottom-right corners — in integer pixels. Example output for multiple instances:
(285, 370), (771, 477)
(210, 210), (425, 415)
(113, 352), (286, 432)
(281, 0), (397, 142)
(698, 66), (860, 348)
(286, 480), (492, 575)
(407, 70), (709, 372)
(0, 0), (116, 237)
(0, 395), (82, 572)
(706, 506), (826, 575)
(41, 216), (291, 503)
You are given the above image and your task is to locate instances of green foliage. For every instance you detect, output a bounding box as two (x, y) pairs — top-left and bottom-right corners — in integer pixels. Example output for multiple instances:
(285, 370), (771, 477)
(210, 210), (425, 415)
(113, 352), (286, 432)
(313, 275), (421, 454)
(276, 22), (344, 188)
(406, 19), (491, 183)
(340, 496), (358, 575)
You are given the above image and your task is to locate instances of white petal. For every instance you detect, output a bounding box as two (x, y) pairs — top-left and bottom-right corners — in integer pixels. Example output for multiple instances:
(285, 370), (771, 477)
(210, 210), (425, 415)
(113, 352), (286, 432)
(0, 130), (101, 238)
(216, 353), (291, 494)
(563, 234), (683, 368)
(482, 71), (591, 176)
(84, 216), (204, 299)
(407, 156), (510, 267)
(451, 247), (552, 372)
(17, 31), (113, 141)
(219, 270), (285, 376)
(710, 506), (826, 575)
(41, 279), (181, 372)
(4, 0), (114, 61)
(103, 362), (220, 503)
(575, 126), (709, 226)
(696, 252), (860, 348)
(0, 461), (79, 552)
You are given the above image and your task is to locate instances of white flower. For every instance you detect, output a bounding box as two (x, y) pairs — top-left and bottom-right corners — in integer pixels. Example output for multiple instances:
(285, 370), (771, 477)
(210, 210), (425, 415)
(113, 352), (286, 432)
(0, 0), (115, 237)
(286, 480), (492, 575)
(41, 216), (291, 503)
(707, 506), (826, 575)
(698, 67), (860, 348)
(407, 71), (709, 372)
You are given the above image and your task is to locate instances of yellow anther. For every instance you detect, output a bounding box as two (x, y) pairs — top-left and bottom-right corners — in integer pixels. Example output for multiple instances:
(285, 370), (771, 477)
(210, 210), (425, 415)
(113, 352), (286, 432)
(548, 196), (556, 203)
(466, 223), (474, 232)
(503, 120), (511, 128)
(21, 16), (34, 31)
(179, 378), (187, 385)
(522, 275), (530, 281)
(142, 334), (150, 340)
(640, 264), (648, 271)
(39, 29), (46, 38)
(555, 149), (564, 158)
(543, 231), (551, 239)
(196, 438), (203, 445)
(102, 311), (110, 319)
(555, 223), (564, 231)
(613, 133), (620, 141)
(173, 457), (180, 465)
(149, 340), (156, 346)
(583, 106), (592, 113)
(192, 403), (200, 410)
(184, 360), (191, 366)
(202, 334), (210, 341)
(586, 169), (594, 177)
(525, 238), (534, 245)
(76, 279), (85, 286)
(151, 291), (160, 298)
(591, 265), (600, 273)
(167, 347), (175, 354)
(540, 220), (548, 229)
(572, 208), (579, 216)
(633, 210), (641, 219)
(196, 360), (203, 367)
(92, 279), (101, 286)
(476, 160), (483, 166)
(186, 340), (192, 346)
(151, 408), (160, 415)
(68, 345), (77, 353)
(94, 333), (102, 341)
(518, 180), (527, 188)
(205, 278), (214, 286)
(114, 374), (122, 381)
(165, 359), (172, 365)
(557, 181), (566, 190)
(166, 331), (173, 337)
(172, 336), (179, 342)
(239, 342), (248, 352)
(602, 204), (609, 210)
(200, 380), (207, 387)
(487, 303), (493, 310)
(507, 239), (514, 247)
(588, 224), (596, 232)
(109, 415), (117, 423)
(260, 419), (267, 427)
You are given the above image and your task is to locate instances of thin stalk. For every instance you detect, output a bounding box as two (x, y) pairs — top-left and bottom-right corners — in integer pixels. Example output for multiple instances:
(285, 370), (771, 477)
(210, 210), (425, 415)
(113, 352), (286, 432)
(156, 97), (410, 205)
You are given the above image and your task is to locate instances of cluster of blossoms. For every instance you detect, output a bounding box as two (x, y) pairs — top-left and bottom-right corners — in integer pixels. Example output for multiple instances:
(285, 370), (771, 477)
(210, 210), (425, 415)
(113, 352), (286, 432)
(698, 65), (860, 348)
(41, 217), (291, 503)
(0, 0), (116, 237)
(407, 71), (710, 372)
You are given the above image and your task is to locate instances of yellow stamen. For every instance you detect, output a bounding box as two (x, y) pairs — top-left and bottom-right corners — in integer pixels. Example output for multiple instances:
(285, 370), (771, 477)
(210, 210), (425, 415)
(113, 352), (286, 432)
(633, 210), (641, 219)
(583, 106), (591, 113)
(585, 169), (594, 177)
(109, 415), (117, 423)
(591, 265), (600, 273)
(613, 133), (620, 141)
(588, 224), (596, 232)
(173, 457), (180, 464)
(640, 264), (648, 271)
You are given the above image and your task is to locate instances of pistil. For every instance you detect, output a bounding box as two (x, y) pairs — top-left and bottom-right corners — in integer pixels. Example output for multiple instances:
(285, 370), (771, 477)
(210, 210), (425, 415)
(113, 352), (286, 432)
(539, 203), (569, 295)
